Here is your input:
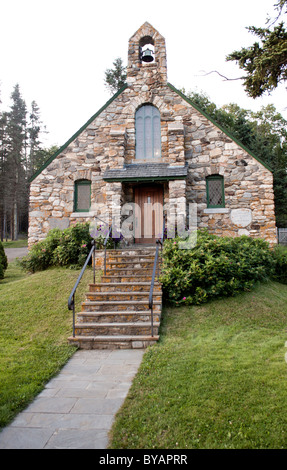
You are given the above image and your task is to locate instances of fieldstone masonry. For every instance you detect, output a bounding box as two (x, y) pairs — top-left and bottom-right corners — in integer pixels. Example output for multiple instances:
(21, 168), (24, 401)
(28, 22), (277, 246)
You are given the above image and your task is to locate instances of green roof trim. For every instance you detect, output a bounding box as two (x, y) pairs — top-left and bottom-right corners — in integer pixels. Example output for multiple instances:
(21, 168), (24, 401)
(29, 80), (272, 183)
(29, 84), (128, 182)
(104, 175), (187, 182)
(167, 82), (273, 172)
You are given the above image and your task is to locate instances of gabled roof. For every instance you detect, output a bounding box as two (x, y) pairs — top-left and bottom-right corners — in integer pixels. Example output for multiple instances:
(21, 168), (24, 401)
(29, 81), (272, 183)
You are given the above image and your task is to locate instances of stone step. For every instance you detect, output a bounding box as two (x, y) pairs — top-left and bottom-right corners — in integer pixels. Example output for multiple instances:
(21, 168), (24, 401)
(85, 291), (162, 302)
(67, 335), (160, 350)
(89, 282), (161, 292)
(74, 322), (160, 336)
(77, 310), (161, 323)
(106, 261), (154, 269)
(105, 268), (154, 276)
(81, 300), (162, 312)
(101, 275), (154, 283)
(107, 254), (156, 262)
(68, 245), (162, 350)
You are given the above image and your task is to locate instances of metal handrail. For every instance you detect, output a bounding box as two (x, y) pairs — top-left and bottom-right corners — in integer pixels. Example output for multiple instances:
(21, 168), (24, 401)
(149, 218), (165, 337)
(68, 240), (96, 337)
(104, 225), (113, 275)
(93, 216), (114, 275)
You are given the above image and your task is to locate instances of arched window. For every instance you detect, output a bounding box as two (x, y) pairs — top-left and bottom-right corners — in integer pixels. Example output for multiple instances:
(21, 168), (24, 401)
(74, 179), (91, 212)
(135, 105), (161, 160)
(206, 175), (225, 208)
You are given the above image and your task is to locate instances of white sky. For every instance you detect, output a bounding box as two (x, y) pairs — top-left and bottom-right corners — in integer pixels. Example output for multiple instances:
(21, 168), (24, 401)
(1, 0), (286, 148)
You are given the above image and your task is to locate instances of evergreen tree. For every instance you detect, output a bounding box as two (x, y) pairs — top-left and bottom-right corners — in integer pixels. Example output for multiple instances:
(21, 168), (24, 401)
(104, 58), (127, 95)
(0, 109), (9, 241)
(0, 83), (52, 239)
(5, 84), (28, 240)
(31, 144), (59, 173)
(226, 1), (287, 98)
(27, 100), (46, 177)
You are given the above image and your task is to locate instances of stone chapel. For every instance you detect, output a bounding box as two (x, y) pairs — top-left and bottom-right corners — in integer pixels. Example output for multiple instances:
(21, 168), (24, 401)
(28, 22), (277, 246)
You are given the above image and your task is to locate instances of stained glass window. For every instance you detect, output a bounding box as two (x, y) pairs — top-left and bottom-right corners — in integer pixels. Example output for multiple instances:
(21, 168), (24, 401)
(135, 105), (161, 159)
(74, 180), (91, 212)
(206, 175), (225, 208)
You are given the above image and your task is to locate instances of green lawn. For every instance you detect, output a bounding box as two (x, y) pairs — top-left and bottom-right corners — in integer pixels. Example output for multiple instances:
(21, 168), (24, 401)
(2, 238), (28, 248)
(0, 261), (93, 429)
(109, 280), (287, 449)
(1, 260), (287, 448)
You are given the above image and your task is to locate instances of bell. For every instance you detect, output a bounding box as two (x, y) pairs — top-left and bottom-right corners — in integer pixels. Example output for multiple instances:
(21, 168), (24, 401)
(142, 48), (154, 63)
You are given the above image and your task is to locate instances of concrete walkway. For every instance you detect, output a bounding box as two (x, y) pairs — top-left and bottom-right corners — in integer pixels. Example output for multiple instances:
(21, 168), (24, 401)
(4, 247), (28, 262)
(0, 349), (144, 449)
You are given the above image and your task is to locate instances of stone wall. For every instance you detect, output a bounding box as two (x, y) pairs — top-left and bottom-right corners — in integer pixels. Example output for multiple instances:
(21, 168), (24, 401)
(28, 22), (277, 246)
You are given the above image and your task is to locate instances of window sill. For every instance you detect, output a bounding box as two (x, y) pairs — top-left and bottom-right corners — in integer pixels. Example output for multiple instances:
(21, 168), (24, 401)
(71, 212), (94, 217)
(204, 208), (230, 214)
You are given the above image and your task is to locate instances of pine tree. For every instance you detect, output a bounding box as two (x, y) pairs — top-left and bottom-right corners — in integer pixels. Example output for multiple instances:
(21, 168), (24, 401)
(5, 84), (27, 240)
(0, 109), (9, 241)
(0, 84), (52, 239)
(27, 100), (46, 177)
(104, 58), (127, 95)
(226, 1), (287, 98)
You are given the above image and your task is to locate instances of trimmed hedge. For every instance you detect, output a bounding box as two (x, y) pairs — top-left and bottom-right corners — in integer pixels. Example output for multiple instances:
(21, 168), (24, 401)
(160, 230), (285, 306)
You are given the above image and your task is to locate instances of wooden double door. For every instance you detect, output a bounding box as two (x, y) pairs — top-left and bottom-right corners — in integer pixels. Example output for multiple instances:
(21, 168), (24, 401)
(134, 185), (163, 244)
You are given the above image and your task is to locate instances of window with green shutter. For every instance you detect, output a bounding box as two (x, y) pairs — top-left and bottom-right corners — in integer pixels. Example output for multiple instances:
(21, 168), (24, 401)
(206, 175), (225, 208)
(74, 180), (91, 212)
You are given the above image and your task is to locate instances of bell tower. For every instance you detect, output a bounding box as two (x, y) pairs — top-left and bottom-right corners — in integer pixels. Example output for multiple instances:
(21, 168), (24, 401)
(127, 22), (167, 84)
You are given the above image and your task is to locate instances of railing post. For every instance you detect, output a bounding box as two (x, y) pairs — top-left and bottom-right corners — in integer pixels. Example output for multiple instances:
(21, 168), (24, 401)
(104, 224), (113, 275)
(92, 240), (95, 284)
(68, 243), (96, 335)
(104, 248), (107, 275)
(149, 219), (165, 338)
(72, 294), (75, 338)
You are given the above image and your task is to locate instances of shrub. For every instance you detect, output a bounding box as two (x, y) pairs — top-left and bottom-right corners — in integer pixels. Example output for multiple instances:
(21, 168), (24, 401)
(160, 230), (276, 305)
(19, 222), (123, 273)
(20, 223), (93, 273)
(0, 241), (8, 280)
(52, 223), (92, 267)
(271, 245), (287, 284)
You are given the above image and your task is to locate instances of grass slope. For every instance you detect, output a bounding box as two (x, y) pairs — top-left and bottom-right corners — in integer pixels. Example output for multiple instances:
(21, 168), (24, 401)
(0, 262), (92, 429)
(109, 281), (287, 449)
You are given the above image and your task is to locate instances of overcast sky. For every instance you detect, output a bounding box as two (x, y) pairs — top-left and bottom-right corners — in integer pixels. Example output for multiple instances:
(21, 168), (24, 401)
(1, 0), (286, 148)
